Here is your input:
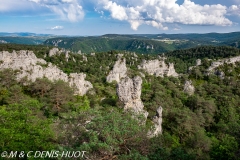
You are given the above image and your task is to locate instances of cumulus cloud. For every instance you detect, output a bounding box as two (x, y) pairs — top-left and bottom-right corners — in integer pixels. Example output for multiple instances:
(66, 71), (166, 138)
(0, 0), (237, 31)
(28, 0), (84, 22)
(51, 25), (64, 30)
(228, 5), (240, 16)
(95, 0), (233, 30)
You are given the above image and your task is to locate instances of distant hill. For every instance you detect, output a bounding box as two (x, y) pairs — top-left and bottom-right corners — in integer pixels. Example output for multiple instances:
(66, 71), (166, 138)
(0, 32), (56, 45)
(0, 32), (53, 37)
(43, 32), (240, 54)
(1, 32), (240, 53)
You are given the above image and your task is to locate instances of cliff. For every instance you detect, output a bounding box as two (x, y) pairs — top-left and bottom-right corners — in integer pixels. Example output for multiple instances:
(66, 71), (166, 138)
(148, 106), (163, 138)
(138, 59), (178, 77)
(208, 55), (240, 71)
(0, 50), (92, 95)
(116, 76), (148, 118)
(106, 57), (127, 83)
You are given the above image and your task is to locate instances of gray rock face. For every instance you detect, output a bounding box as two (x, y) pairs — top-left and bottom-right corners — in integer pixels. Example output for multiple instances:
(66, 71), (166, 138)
(196, 59), (202, 66)
(167, 63), (179, 77)
(183, 80), (195, 95)
(138, 59), (178, 77)
(148, 106), (163, 137)
(49, 48), (60, 57)
(82, 55), (88, 62)
(69, 73), (93, 95)
(106, 58), (127, 83)
(208, 55), (240, 71)
(189, 59), (202, 71)
(0, 50), (92, 95)
(49, 48), (70, 62)
(65, 51), (70, 62)
(117, 76), (148, 118)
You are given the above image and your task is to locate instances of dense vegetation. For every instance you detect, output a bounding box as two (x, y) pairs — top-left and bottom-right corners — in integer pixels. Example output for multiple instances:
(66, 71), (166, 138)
(0, 44), (240, 159)
(166, 46), (240, 73)
(44, 36), (178, 54)
(44, 32), (240, 54)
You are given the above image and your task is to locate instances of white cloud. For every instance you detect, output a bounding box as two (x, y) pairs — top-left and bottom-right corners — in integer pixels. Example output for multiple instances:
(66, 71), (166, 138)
(104, 1), (128, 20)
(94, 0), (233, 30)
(0, 0), (43, 13)
(28, 0), (84, 22)
(0, 0), (236, 31)
(228, 5), (240, 16)
(51, 25), (63, 30)
(61, 0), (74, 3)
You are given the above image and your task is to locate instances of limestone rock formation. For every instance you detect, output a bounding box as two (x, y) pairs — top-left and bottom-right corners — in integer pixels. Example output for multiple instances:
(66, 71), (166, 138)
(117, 76), (148, 118)
(82, 55), (88, 62)
(49, 48), (70, 61)
(69, 73), (93, 95)
(49, 48), (60, 57)
(196, 59), (202, 66)
(189, 59), (202, 70)
(183, 80), (195, 95)
(138, 59), (178, 77)
(73, 57), (76, 62)
(148, 106), (163, 137)
(0, 50), (92, 95)
(208, 55), (240, 71)
(167, 63), (179, 77)
(65, 51), (70, 62)
(106, 58), (127, 83)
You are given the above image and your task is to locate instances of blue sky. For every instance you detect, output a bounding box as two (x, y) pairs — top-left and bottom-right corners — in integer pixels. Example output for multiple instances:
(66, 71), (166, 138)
(0, 0), (240, 35)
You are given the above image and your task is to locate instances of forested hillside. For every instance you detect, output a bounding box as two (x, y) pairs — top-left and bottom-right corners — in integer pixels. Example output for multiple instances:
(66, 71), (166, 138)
(44, 32), (240, 54)
(0, 44), (240, 159)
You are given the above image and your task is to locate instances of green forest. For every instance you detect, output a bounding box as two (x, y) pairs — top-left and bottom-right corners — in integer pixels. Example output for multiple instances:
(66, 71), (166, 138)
(42, 32), (240, 54)
(0, 44), (240, 159)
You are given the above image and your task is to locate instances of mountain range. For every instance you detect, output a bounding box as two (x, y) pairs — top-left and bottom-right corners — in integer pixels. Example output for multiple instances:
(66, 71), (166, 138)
(0, 32), (240, 54)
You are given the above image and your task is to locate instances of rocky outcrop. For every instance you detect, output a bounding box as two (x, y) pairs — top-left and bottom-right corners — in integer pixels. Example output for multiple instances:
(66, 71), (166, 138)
(82, 55), (88, 62)
(189, 59), (202, 70)
(208, 55), (240, 71)
(183, 80), (195, 95)
(65, 51), (70, 62)
(0, 50), (92, 95)
(49, 48), (70, 61)
(49, 48), (60, 57)
(106, 58), (127, 83)
(117, 76), (148, 118)
(138, 59), (178, 77)
(167, 63), (179, 77)
(69, 73), (93, 95)
(215, 70), (225, 79)
(196, 59), (202, 66)
(148, 106), (163, 137)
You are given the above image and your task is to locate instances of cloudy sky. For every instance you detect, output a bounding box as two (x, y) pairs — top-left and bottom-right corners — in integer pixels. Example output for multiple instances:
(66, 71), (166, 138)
(0, 0), (240, 35)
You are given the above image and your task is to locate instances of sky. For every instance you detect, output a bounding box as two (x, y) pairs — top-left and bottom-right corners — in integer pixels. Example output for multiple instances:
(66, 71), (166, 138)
(0, 0), (240, 36)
